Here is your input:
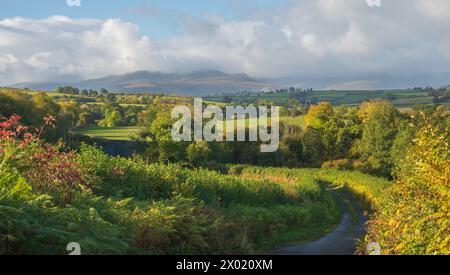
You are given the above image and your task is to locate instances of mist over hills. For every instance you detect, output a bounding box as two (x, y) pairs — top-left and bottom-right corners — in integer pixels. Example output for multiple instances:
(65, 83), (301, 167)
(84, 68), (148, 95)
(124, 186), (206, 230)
(12, 70), (273, 96)
(264, 73), (450, 91)
(10, 70), (450, 95)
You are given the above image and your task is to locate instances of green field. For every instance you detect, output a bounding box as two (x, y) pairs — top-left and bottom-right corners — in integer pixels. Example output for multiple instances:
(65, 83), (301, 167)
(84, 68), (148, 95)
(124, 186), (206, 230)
(391, 96), (434, 106)
(205, 89), (442, 107)
(74, 126), (143, 141)
(75, 116), (304, 141)
(85, 102), (148, 107)
(0, 88), (67, 98)
(5, 87), (444, 108)
(222, 116), (306, 135)
(281, 116), (306, 128)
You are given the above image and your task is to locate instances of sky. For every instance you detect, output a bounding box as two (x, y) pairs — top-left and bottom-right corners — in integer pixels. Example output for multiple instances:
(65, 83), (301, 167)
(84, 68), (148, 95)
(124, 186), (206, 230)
(0, 0), (288, 40)
(1, 0), (450, 87)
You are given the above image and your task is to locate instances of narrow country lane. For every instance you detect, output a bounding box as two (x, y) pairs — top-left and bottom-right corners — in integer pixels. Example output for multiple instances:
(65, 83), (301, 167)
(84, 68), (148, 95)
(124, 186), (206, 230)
(271, 188), (367, 255)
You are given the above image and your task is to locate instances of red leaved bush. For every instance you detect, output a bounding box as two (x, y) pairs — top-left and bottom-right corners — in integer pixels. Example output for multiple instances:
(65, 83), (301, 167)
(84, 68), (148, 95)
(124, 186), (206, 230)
(0, 114), (31, 146)
(23, 144), (89, 205)
(0, 114), (89, 205)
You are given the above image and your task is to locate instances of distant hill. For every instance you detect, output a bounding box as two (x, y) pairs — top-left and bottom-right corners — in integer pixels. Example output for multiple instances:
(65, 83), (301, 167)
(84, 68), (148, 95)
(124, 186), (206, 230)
(12, 70), (273, 96)
(325, 80), (383, 90)
(11, 70), (450, 95)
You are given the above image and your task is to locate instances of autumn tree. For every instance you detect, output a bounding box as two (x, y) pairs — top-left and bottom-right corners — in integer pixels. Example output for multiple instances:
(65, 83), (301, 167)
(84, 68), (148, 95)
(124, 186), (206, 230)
(367, 117), (449, 254)
(305, 102), (334, 129)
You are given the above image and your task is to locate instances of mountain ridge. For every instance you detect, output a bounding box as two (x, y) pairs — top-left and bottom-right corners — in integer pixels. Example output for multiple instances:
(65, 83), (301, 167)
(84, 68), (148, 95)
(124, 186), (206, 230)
(12, 70), (271, 96)
(10, 70), (450, 95)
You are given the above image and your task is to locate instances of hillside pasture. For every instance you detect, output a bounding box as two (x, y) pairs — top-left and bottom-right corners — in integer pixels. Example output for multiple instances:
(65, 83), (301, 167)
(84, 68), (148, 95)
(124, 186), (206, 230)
(74, 126), (143, 141)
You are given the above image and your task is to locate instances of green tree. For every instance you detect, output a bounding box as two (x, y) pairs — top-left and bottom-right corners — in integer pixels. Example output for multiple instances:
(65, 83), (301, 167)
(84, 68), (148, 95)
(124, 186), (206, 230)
(305, 102), (334, 129)
(33, 93), (60, 118)
(78, 112), (95, 126)
(186, 141), (212, 166)
(58, 100), (80, 130)
(98, 110), (122, 128)
(56, 86), (64, 94)
(98, 102), (125, 127)
(357, 100), (400, 177)
(149, 114), (173, 141)
(390, 120), (414, 174)
(301, 127), (324, 166)
(305, 103), (361, 161)
(106, 93), (117, 103)
(89, 90), (98, 97)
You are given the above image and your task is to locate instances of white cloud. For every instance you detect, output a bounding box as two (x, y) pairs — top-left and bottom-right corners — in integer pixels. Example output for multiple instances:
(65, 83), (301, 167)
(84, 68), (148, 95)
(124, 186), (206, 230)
(0, 54), (17, 72)
(1, 0), (450, 85)
(333, 22), (369, 55)
(415, 0), (450, 21)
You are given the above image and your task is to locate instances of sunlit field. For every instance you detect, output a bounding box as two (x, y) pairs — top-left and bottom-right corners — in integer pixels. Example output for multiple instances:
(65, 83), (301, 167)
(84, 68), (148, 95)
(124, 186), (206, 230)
(74, 126), (143, 141)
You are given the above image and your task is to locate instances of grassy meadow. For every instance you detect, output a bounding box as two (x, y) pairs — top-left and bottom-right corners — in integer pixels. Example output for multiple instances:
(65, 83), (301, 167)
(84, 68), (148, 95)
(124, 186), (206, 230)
(205, 89), (445, 107)
(74, 126), (143, 141)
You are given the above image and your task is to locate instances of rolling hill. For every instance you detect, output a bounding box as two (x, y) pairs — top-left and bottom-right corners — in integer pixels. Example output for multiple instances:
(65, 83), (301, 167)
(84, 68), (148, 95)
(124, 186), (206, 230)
(12, 70), (273, 96)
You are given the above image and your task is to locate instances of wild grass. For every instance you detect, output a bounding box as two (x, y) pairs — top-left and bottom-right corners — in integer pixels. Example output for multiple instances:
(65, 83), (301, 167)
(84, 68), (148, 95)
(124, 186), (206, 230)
(1, 142), (341, 255)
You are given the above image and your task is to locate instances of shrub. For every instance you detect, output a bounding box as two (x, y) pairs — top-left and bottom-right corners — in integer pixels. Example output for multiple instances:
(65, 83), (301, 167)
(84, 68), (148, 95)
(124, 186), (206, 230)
(315, 168), (390, 210)
(1, 115), (88, 205)
(129, 196), (234, 255)
(0, 114), (346, 255)
(21, 146), (87, 205)
(321, 159), (353, 170)
(186, 141), (212, 166)
(366, 122), (449, 255)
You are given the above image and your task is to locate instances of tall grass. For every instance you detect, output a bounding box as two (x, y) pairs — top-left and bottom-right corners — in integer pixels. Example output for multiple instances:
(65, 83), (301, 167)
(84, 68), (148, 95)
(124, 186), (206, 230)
(1, 143), (340, 254)
(314, 169), (391, 210)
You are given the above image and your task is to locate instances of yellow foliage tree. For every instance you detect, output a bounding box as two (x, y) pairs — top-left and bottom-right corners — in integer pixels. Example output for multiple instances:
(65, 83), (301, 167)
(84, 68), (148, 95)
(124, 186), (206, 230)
(366, 120), (449, 254)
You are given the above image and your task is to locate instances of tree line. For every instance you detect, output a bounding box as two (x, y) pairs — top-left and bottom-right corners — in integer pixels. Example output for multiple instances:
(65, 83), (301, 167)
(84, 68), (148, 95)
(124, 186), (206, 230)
(1, 88), (448, 179)
(136, 99), (448, 179)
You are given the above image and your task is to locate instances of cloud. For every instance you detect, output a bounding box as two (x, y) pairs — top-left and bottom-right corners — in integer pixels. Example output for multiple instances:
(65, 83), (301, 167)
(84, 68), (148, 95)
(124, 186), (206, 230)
(0, 16), (164, 84)
(1, 0), (450, 86)
(415, 0), (450, 21)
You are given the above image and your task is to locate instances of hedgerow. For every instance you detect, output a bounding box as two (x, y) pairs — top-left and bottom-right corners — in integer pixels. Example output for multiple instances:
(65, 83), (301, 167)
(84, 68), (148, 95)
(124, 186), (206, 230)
(365, 122), (449, 255)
